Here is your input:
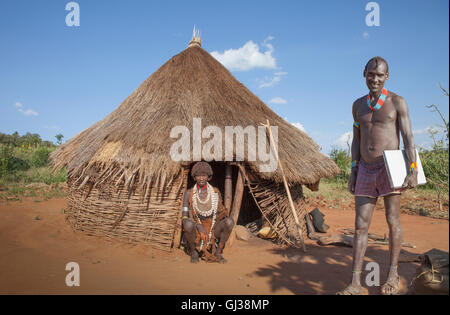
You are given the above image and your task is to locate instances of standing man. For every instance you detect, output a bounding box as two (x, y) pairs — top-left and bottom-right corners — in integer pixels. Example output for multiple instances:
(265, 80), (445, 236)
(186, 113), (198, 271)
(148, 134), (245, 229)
(337, 57), (418, 295)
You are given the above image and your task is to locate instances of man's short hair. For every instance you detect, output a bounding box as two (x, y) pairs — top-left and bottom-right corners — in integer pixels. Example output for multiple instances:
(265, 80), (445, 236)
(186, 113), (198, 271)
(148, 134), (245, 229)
(191, 161), (213, 178)
(363, 56), (389, 77)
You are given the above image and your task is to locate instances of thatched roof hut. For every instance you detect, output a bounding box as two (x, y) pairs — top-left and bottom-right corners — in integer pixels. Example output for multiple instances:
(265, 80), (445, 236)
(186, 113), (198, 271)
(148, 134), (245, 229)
(51, 33), (339, 251)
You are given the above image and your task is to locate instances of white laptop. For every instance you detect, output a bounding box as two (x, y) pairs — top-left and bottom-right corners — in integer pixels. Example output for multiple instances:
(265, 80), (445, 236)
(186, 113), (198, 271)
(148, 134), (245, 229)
(382, 149), (427, 189)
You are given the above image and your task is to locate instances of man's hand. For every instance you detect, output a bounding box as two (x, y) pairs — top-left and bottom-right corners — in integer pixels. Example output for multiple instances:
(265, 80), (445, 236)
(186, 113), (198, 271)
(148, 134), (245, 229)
(197, 224), (208, 243)
(348, 168), (358, 194)
(401, 171), (418, 190)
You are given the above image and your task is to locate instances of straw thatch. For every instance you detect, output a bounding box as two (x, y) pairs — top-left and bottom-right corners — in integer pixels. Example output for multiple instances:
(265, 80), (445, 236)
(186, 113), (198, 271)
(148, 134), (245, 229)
(51, 36), (339, 250)
(51, 42), (338, 191)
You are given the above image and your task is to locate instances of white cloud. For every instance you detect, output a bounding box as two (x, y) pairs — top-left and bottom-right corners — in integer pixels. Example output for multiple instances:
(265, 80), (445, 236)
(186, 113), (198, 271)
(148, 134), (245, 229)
(292, 122), (306, 133)
(44, 125), (59, 129)
(211, 38), (277, 71)
(334, 131), (352, 149)
(413, 129), (428, 135)
(19, 109), (38, 116)
(14, 101), (38, 116)
(259, 76), (280, 88)
(268, 97), (287, 104)
(413, 126), (439, 135)
(283, 117), (307, 133)
(259, 71), (287, 88)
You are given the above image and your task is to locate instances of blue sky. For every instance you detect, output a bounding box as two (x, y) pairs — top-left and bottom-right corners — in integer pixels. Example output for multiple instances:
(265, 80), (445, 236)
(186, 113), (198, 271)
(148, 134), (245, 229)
(0, 0), (448, 155)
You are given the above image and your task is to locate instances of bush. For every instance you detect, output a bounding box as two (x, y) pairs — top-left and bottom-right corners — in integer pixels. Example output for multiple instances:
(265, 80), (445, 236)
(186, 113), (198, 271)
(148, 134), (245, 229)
(21, 167), (67, 185)
(30, 146), (52, 168)
(329, 146), (352, 183)
(0, 145), (29, 177)
(421, 139), (449, 192)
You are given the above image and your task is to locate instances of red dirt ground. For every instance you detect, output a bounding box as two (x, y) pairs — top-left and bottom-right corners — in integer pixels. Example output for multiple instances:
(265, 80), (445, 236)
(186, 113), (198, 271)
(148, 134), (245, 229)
(0, 196), (448, 295)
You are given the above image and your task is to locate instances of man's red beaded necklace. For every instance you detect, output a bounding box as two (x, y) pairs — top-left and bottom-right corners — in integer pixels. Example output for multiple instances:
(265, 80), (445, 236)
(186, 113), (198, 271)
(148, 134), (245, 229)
(367, 88), (388, 111)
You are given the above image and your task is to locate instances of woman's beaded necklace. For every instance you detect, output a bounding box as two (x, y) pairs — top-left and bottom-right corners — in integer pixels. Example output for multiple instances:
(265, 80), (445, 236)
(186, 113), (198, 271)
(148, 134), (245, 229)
(192, 183), (219, 250)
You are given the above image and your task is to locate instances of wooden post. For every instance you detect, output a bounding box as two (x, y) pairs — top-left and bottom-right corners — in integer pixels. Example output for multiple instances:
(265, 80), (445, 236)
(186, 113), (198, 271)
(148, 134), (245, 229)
(226, 163), (245, 248)
(224, 162), (233, 211)
(173, 167), (190, 249)
(263, 119), (307, 252)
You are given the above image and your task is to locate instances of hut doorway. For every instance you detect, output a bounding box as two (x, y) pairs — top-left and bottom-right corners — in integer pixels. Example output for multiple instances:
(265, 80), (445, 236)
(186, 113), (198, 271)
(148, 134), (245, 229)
(238, 185), (261, 226)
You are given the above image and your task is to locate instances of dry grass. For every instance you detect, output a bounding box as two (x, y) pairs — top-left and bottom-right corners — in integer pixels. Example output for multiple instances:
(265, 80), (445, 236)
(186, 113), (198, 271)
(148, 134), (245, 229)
(304, 179), (449, 219)
(0, 182), (66, 203)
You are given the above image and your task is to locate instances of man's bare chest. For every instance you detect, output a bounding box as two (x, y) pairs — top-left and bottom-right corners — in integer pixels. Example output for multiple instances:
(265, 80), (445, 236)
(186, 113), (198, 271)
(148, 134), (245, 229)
(356, 100), (397, 127)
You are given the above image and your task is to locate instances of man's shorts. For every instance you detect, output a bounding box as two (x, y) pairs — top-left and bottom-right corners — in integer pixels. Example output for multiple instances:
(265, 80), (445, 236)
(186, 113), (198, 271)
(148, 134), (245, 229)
(354, 159), (402, 198)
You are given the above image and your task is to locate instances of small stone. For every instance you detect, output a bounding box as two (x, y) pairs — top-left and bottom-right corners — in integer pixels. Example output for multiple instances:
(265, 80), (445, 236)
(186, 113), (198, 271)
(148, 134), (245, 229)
(235, 225), (252, 241)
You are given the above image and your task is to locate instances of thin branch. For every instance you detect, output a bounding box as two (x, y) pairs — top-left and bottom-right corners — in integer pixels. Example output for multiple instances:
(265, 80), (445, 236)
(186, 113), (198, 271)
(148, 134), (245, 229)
(439, 83), (449, 97)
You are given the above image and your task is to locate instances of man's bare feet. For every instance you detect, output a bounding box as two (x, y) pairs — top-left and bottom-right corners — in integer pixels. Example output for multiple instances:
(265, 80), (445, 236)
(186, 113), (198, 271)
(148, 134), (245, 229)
(381, 272), (400, 295)
(336, 284), (365, 295)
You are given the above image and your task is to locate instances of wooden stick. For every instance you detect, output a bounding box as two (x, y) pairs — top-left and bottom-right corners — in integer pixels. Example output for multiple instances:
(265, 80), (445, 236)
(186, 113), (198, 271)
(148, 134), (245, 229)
(227, 163), (245, 248)
(341, 228), (415, 247)
(263, 119), (307, 252)
(173, 167), (189, 248)
(317, 233), (416, 249)
(78, 175), (90, 190)
(224, 162), (233, 211)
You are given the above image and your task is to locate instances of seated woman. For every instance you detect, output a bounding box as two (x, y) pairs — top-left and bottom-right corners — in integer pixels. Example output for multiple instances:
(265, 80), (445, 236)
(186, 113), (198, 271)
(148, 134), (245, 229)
(181, 161), (234, 263)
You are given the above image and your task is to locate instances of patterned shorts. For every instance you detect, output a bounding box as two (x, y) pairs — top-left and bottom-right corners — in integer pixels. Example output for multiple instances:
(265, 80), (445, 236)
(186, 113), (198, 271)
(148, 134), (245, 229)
(354, 159), (401, 199)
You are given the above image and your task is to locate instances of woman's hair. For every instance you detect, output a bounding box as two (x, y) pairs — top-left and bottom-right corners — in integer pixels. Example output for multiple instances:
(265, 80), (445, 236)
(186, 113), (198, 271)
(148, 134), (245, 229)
(191, 161), (213, 178)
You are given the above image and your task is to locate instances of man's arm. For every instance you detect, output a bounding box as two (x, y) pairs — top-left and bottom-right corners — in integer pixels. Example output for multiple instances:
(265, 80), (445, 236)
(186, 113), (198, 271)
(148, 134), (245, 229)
(396, 96), (418, 188)
(349, 101), (361, 194)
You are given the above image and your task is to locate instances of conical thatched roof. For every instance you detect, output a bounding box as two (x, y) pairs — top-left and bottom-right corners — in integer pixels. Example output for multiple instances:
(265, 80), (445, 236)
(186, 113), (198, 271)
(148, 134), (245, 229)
(51, 40), (339, 190)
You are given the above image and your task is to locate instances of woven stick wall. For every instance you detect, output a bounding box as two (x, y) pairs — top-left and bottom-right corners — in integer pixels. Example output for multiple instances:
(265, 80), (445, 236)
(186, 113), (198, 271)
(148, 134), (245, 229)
(246, 177), (308, 246)
(65, 172), (185, 251)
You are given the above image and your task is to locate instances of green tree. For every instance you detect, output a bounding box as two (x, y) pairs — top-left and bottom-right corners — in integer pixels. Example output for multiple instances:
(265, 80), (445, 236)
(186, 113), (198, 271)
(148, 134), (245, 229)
(55, 133), (64, 145)
(420, 86), (449, 210)
(19, 132), (42, 147)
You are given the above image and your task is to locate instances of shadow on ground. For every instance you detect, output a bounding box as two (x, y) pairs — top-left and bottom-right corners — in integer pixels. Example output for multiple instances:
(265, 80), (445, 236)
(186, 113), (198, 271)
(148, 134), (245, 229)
(252, 243), (420, 295)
